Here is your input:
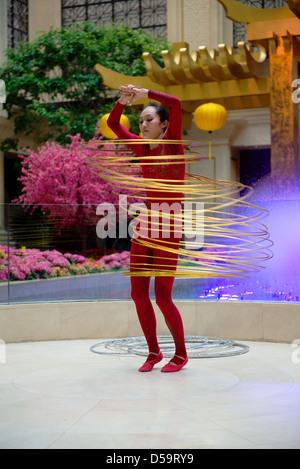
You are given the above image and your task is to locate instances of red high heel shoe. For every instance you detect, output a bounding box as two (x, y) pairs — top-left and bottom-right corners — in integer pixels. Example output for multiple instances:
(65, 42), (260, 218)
(138, 351), (164, 372)
(161, 355), (188, 373)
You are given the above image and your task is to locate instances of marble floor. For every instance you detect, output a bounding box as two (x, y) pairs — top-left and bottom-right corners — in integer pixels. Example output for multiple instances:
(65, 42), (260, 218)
(0, 339), (299, 449)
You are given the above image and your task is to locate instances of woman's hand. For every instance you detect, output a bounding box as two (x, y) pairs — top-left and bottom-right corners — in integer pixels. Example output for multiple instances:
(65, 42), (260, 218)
(118, 87), (134, 105)
(119, 85), (148, 106)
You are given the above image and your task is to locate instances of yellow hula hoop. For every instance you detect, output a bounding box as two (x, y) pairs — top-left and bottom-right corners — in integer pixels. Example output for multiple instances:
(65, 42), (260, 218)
(85, 138), (273, 278)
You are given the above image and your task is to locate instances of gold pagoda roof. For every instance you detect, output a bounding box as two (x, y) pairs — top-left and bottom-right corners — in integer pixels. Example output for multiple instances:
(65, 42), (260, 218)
(94, 1), (300, 114)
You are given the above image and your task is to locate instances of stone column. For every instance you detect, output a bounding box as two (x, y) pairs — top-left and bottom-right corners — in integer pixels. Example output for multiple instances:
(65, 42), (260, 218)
(167, 0), (184, 43)
(209, 0), (233, 49)
(182, 0), (232, 51)
(28, 0), (61, 41)
(0, 0), (7, 66)
(269, 35), (300, 198)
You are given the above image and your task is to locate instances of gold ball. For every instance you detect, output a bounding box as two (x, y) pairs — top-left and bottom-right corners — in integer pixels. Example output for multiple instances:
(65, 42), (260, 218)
(99, 113), (130, 139)
(194, 103), (227, 132)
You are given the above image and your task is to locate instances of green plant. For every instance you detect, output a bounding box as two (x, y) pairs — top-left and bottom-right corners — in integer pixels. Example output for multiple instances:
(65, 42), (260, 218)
(0, 22), (171, 149)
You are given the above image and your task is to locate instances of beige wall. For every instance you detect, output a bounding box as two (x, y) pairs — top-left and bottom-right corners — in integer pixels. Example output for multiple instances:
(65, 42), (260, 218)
(168, 0), (233, 50)
(1, 0), (62, 64)
(28, 0), (62, 41)
(1, 300), (299, 344)
(167, 0), (184, 43)
(0, 0), (7, 66)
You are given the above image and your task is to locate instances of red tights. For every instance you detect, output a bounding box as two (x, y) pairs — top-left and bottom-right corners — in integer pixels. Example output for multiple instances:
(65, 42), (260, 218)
(130, 240), (187, 364)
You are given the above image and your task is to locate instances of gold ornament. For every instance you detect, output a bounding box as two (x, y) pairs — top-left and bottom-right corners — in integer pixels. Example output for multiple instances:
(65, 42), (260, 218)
(98, 113), (130, 139)
(194, 103), (227, 132)
(193, 103), (227, 159)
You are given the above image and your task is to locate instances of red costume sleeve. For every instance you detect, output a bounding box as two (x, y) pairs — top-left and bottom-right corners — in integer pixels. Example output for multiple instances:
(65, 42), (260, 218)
(147, 90), (183, 143)
(107, 101), (144, 157)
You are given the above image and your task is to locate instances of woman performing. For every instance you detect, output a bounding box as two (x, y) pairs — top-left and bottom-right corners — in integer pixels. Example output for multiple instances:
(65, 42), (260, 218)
(107, 85), (188, 373)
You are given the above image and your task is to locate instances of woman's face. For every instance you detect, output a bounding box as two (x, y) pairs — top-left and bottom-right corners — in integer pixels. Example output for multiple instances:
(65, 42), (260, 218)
(139, 106), (168, 139)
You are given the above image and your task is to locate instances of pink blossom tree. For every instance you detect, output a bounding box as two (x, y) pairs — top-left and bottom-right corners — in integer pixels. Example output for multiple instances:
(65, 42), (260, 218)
(15, 134), (141, 253)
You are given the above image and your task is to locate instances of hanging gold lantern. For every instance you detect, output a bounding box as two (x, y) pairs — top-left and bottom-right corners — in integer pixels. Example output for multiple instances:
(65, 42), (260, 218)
(193, 103), (227, 159)
(98, 113), (130, 139)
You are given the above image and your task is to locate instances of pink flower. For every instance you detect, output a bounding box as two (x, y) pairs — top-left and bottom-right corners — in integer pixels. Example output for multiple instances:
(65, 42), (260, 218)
(51, 256), (70, 268)
(100, 255), (112, 263)
(14, 134), (141, 231)
(34, 261), (54, 275)
(119, 251), (130, 260)
(108, 260), (121, 269)
(10, 266), (26, 281)
(0, 245), (129, 281)
(0, 266), (8, 281)
(64, 253), (87, 264)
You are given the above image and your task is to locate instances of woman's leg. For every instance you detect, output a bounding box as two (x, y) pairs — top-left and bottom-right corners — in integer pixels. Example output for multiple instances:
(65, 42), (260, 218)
(130, 241), (160, 357)
(153, 243), (187, 366)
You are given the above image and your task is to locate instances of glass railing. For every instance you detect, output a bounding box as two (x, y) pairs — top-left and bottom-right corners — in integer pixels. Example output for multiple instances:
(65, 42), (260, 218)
(0, 200), (299, 304)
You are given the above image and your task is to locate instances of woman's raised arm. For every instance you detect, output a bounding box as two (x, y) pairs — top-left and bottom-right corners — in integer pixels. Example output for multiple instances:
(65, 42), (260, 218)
(147, 90), (182, 141)
(107, 97), (143, 155)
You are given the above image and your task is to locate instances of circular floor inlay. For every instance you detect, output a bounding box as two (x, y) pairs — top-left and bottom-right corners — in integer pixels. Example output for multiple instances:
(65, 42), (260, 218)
(90, 335), (249, 359)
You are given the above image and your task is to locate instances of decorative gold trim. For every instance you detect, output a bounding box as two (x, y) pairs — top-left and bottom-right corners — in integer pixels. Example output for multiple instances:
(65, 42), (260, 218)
(217, 0), (294, 24)
(94, 40), (271, 110)
(95, 41), (269, 86)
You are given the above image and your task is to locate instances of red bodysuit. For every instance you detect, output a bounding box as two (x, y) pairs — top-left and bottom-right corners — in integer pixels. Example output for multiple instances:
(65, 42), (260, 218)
(107, 90), (187, 364)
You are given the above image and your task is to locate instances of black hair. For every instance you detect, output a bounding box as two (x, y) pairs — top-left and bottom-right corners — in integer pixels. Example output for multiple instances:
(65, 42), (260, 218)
(142, 103), (169, 131)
